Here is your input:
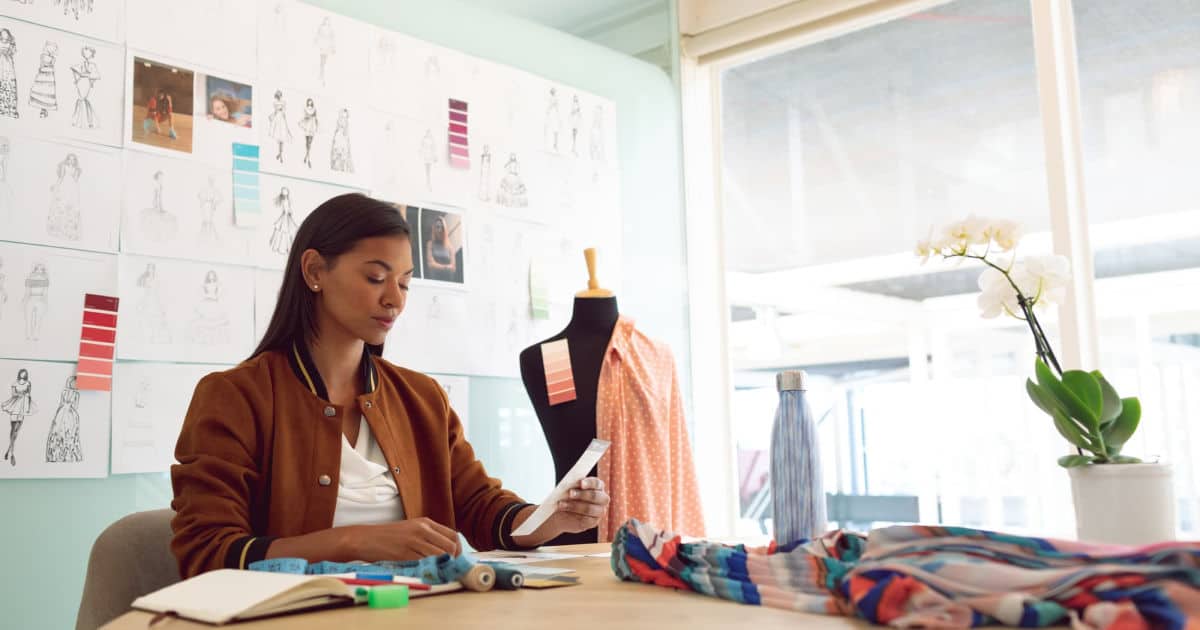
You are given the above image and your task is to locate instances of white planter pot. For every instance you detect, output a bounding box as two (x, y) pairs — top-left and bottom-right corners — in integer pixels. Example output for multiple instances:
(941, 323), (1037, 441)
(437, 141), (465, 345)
(1068, 462), (1176, 546)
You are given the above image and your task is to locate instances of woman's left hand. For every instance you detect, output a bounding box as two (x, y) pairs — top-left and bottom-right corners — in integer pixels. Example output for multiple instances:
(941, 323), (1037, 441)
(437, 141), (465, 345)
(511, 477), (610, 546)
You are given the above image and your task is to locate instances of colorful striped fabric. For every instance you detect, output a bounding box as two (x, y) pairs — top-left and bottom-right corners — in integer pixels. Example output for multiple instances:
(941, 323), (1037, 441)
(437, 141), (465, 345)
(612, 519), (1200, 628)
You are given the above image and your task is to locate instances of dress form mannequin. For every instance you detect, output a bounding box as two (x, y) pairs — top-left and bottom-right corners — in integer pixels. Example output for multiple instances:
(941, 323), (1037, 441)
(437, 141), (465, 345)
(519, 249), (616, 545)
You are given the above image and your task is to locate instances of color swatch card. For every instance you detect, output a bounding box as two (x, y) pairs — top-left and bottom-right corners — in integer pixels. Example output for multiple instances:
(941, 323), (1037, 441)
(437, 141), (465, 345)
(448, 98), (470, 169)
(512, 439), (610, 536)
(541, 339), (576, 406)
(77, 294), (120, 391)
(232, 143), (262, 227)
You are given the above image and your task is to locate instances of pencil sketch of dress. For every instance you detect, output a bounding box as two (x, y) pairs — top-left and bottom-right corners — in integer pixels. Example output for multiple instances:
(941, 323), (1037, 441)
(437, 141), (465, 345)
(268, 90), (292, 163)
(543, 87), (561, 153)
(477, 145), (491, 201)
(197, 175), (223, 247)
(47, 153), (82, 241)
(420, 129), (436, 191)
(137, 263), (171, 344)
(29, 41), (58, 118)
(569, 95), (582, 156)
(330, 108), (353, 173)
(2, 369), (36, 466)
(190, 270), (230, 345)
(140, 171), (178, 242)
(315, 17), (335, 88)
(70, 46), (100, 129)
(497, 154), (528, 208)
(268, 187), (297, 256)
(298, 99), (318, 168)
(0, 136), (12, 223)
(57, 0), (94, 20)
(23, 263), (48, 341)
(45, 376), (81, 463)
(0, 29), (19, 119)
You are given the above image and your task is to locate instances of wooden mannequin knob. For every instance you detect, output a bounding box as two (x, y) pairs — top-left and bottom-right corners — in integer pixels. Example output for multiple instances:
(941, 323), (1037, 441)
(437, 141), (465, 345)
(576, 248), (614, 298)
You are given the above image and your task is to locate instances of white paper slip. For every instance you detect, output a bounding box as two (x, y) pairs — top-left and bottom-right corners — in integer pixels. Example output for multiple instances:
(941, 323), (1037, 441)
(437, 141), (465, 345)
(471, 550), (584, 564)
(513, 565), (575, 578)
(512, 439), (611, 536)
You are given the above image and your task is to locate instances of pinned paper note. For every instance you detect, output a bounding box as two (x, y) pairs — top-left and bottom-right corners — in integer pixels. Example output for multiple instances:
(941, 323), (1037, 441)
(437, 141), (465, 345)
(530, 260), (551, 320)
(448, 98), (469, 169)
(541, 339), (576, 406)
(512, 439), (610, 536)
(232, 143), (262, 227)
(76, 294), (119, 391)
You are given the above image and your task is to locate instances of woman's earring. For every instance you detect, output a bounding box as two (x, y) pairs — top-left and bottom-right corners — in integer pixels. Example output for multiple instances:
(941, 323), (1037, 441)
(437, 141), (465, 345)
(312, 284), (319, 291)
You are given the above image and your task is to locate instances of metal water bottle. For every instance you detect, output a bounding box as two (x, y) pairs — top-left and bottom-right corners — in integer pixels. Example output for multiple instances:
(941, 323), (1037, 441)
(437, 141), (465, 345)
(770, 370), (826, 544)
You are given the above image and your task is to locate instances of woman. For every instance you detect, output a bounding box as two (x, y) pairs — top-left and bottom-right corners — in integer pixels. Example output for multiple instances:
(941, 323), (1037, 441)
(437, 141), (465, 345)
(424, 216), (457, 282)
(29, 41), (58, 119)
(268, 90), (292, 163)
(190, 270), (230, 345)
(197, 175), (222, 247)
(2, 368), (36, 466)
(23, 263), (49, 341)
(47, 153), (82, 241)
(70, 46), (100, 129)
(0, 28), (18, 119)
(330, 108), (352, 173)
(298, 98), (318, 168)
(143, 89), (176, 140)
(140, 170), (177, 241)
(497, 153), (527, 208)
(171, 194), (609, 578)
(0, 135), (13, 223)
(45, 376), (81, 463)
(268, 186), (297, 256)
(137, 262), (170, 344)
(208, 91), (249, 128)
(314, 17), (335, 87)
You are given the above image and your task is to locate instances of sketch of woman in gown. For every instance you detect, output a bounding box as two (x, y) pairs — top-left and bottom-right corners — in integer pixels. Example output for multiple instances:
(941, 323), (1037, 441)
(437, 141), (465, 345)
(0, 29), (19, 119)
(298, 98), (318, 168)
(140, 170), (178, 241)
(23, 263), (48, 341)
(29, 41), (58, 118)
(543, 87), (561, 153)
(45, 376), (81, 463)
(46, 153), (82, 241)
(0, 136), (13, 222)
(569, 95), (582, 156)
(268, 90), (292, 163)
(2, 368), (35, 466)
(70, 46), (100, 129)
(315, 17), (335, 88)
(137, 263), (170, 344)
(268, 186), (297, 256)
(420, 129), (436, 191)
(478, 145), (491, 201)
(330, 108), (353, 173)
(190, 270), (230, 345)
(197, 174), (223, 247)
(497, 153), (528, 208)
(57, 0), (95, 20)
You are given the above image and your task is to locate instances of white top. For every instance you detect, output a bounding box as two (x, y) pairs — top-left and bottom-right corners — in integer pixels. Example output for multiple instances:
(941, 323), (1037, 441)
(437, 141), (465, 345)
(331, 416), (406, 528)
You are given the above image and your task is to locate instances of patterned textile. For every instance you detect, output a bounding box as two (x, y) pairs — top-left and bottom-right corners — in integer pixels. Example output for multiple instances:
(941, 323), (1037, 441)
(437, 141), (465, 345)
(612, 519), (1200, 628)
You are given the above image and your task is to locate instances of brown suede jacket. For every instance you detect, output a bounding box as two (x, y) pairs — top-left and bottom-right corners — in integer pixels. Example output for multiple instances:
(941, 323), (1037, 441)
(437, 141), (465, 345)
(170, 342), (529, 578)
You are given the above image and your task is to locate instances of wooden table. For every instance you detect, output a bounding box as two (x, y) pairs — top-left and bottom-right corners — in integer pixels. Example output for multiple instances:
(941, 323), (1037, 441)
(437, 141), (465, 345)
(102, 543), (874, 630)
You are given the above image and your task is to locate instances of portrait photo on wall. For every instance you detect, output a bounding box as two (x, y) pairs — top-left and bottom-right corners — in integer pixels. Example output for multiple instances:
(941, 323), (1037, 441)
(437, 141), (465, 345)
(418, 207), (465, 285)
(391, 203), (423, 279)
(130, 56), (195, 153)
(203, 75), (252, 128)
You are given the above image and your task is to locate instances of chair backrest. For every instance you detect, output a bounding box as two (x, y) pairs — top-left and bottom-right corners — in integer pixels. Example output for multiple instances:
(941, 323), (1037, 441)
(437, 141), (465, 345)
(75, 509), (179, 630)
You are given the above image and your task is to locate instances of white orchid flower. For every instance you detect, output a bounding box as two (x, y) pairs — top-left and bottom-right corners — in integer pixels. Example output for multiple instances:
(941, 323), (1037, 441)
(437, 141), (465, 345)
(1018, 254), (1071, 308)
(976, 266), (1020, 319)
(915, 227), (936, 264)
(986, 219), (1022, 251)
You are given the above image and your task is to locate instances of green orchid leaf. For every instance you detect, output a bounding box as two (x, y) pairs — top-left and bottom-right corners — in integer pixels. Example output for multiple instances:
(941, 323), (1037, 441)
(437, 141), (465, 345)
(1026, 379), (1067, 417)
(1058, 454), (1094, 468)
(1109, 455), (1142, 464)
(1051, 408), (1096, 451)
(1036, 359), (1100, 430)
(1091, 370), (1123, 426)
(1102, 397), (1141, 450)
(1062, 370), (1103, 421)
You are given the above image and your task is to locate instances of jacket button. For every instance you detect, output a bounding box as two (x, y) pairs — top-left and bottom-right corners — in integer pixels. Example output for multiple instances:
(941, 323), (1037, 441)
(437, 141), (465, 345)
(392, 467), (400, 474)
(323, 406), (336, 417)
(364, 401), (373, 409)
(318, 474), (331, 486)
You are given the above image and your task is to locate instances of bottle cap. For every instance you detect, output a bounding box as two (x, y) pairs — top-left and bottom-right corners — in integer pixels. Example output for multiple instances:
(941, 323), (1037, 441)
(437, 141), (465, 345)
(365, 584), (409, 609)
(776, 370), (807, 392)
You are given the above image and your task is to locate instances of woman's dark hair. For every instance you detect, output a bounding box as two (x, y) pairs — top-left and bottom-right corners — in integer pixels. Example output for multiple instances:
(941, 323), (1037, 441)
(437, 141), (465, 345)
(251, 193), (411, 359)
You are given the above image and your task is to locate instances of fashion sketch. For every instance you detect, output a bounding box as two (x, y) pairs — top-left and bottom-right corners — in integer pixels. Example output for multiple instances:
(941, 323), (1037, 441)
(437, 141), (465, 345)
(569, 95), (582, 156)
(330, 108), (353, 173)
(315, 17), (335, 88)
(190, 270), (230, 345)
(0, 28), (18, 119)
(23, 263), (48, 341)
(268, 186), (297, 256)
(428, 294), (443, 320)
(298, 98), (318, 168)
(57, 0), (94, 20)
(497, 153), (528, 208)
(47, 153), (82, 241)
(29, 41), (58, 118)
(0, 136), (12, 222)
(136, 263), (170, 344)
(70, 46), (100, 129)
(477, 145), (491, 201)
(544, 87), (561, 153)
(420, 129), (436, 191)
(45, 376), (81, 463)
(2, 368), (36, 466)
(374, 34), (397, 76)
(197, 174), (223, 247)
(268, 90), (292, 163)
(140, 170), (178, 242)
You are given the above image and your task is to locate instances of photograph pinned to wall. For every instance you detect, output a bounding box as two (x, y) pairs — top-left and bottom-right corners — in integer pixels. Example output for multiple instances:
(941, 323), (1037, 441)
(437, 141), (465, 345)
(255, 85), (373, 189)
(416, 206), (466, 286)
(254, 173), (363, 270)
(382, 286), (471, 375)
(0, 133), (120, 252)
(0, 0), (122, 43)
(253, 268), (283, 343)
(111, 361), (227, 474)
(0, 241), (115, 362)
(189, 72), (256, 167)
(119, 150), (251, 265)
(0, 19), (122, 146)
(125, 0), (256, 78)
(429, 373), (469, 437)
(204, 75), (252, 128)
(126, 53), (195, 154)
(0, 357), (110, 479)
(116, 255), (255, 364)
(257, 1), (369, 98)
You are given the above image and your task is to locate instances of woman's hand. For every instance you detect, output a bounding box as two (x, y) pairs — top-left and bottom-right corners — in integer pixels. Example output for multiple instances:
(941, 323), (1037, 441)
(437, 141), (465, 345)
(348, 517), (462, 560)
(511, 477), (610, 547)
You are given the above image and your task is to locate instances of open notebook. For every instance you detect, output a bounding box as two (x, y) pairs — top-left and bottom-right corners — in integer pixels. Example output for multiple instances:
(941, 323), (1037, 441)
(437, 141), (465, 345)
(131, 569), (358, 624)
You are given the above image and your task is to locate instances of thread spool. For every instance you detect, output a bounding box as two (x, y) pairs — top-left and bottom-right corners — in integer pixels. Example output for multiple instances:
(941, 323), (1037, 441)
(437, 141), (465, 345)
(490, 564), (525, 590)
(459, 563), (496, 592)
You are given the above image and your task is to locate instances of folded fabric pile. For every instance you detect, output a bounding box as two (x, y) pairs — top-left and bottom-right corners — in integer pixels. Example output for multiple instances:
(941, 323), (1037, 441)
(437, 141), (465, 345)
(611, 519), (1200, 628)
(249, 553), (475, 584)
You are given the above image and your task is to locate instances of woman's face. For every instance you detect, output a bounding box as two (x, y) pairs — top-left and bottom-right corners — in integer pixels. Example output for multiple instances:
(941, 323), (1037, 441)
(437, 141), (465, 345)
(17, 369), (27, 381)
(311, 235), (414, 347)
(432, 219), (445, 239)
(211, 98), (230, 120)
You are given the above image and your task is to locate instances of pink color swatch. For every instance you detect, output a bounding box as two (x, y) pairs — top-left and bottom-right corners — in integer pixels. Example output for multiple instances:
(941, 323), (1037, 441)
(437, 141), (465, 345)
(541, 339), (577, 406)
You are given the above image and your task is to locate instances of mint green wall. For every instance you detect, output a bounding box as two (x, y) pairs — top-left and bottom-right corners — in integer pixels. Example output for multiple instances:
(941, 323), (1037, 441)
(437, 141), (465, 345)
(0, 2), (687, 629)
